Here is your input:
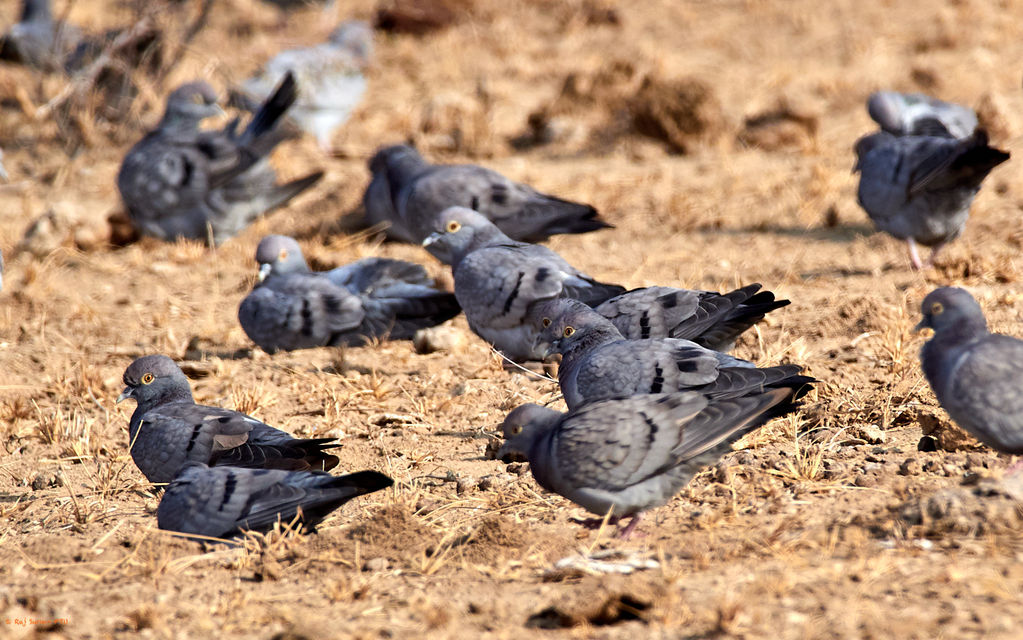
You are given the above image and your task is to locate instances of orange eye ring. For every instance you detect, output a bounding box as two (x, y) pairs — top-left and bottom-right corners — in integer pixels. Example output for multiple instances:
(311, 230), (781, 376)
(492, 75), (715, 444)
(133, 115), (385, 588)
(446, 220), (462, 233)
(278, 249), (288, 261)
(563, 326), (575, 338)
(141, 373), (155, 385)
(931, 302), (944, 315)
(510, 425), (523, 435)
(541, 317), (551, 328)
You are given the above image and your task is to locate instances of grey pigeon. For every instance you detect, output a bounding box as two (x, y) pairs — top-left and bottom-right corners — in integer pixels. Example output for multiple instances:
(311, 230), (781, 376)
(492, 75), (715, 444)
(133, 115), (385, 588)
(422, 207), (625, 361)
(366, 144), (611, 246)
(918, 287), (1023, 455)
(868, 91), (978, 139)
(594, 283), (789, 351)
(853, 129), (1009, 269)
(116, 355), (340, 484)
(0, 0), (80, 70)
(532, 297), (813, 410)
(157, 462), (392, 540)
(237, 21), (371, 149)
(238, 235), (460, 353)
(117, 72), (323, 245)
(497, 389), (794, 538)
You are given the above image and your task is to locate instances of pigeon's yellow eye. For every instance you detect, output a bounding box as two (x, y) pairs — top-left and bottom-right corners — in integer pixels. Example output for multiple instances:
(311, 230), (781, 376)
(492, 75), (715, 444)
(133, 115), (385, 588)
(446, 220), (461, 233)
(563, 326), (575, 337)
(541, 317), (551, 328)
(278, 249), (288, 262)
(141, 373), (155, 385)
(510, 424), (523, 435)
(931, 302), (944, 315)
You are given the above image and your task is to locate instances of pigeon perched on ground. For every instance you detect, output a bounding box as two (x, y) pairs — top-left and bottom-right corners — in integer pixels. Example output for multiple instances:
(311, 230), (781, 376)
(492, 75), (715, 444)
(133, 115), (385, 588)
(917, 287), (1023, 455)
(236, 21), (371, 149)
(498, 389), (794, 538)
(365, 144), (611, 246)
(117, 72), (323, 245)
(116, 355), (340, 484)
(867, 91), (978, 139)
(239, 235), (460, 353)
(594, 283), (789, 351)
(157, 462), (393, 539)
(853, 128), (1009, 269)
(422, 207), (624, 361)
(533, 298), (813, 410)
(0, 0), (80, 70)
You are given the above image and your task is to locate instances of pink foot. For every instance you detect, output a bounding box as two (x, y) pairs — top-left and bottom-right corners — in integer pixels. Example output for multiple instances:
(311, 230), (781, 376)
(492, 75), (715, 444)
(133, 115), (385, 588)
(618, 515), (644, 540)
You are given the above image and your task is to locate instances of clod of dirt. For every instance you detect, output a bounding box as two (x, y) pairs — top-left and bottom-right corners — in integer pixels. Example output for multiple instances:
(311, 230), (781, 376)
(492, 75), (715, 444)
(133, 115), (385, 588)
(375, 0), (471, 35)
(976, 91), (1017, 142)
(898, 479), (1023, 535)
(628, 76), (725, 154)
(30, 472), (64, 491)
(738, 99), (819, 152)
(413, 325), (467, 354)
(342, 505), (439, 565)
(910, 406), (981, 452)
(525, 575), (660, 628)
(20, 202), (111, 256)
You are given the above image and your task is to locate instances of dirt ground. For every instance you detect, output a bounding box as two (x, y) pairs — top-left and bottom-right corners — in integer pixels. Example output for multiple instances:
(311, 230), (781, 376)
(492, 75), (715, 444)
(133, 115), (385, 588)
(2, 0), (1023, 638)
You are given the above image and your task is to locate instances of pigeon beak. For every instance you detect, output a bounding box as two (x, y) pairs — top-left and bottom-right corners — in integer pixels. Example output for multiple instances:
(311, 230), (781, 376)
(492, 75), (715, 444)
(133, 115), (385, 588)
(913, 319), (935, 337)
(258, 263), (272, 282)
(422, 233), (441, 248)
(116, 387), (133, 403)
(496, 442), (526, 464)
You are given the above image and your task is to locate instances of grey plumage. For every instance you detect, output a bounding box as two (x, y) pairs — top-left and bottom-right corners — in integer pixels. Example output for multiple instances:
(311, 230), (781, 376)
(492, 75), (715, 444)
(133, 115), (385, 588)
(238, 21), (371, 149)
(238, 235), (460, 353)
(365, 144), (611, 247)
(497, 389), (793, 538)
(423, 207), (624, 361)
(853, 128), (1009, 269)
(117, 72), (323, 245)
(0, 0), (80, 70)
(158, 462), (393, 539)
(533, 297), (813, 410)
(918, 287), (1023, 454)
(594, 283), (789, 351)
(117, 355), (340, 484)
(867, 91), (978, 139)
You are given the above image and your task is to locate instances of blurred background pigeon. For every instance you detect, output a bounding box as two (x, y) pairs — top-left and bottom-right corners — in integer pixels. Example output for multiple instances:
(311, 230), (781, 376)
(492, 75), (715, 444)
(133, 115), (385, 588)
(117, 73), (323, 245)
(234, 21), (372, 150)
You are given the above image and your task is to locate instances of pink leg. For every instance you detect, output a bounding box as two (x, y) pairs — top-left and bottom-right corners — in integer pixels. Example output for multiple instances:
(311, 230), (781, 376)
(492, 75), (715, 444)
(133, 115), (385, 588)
(618, 514), (644, 540)
(907, 238), (924, 270)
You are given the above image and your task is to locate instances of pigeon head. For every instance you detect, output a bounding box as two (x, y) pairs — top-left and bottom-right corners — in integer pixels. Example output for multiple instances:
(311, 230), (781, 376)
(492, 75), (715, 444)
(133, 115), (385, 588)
(422, 206), (507, 265)
(117, 355), (193, 408)
(916, 287), (988, 336)
(369, 144), (424, 177)
(532, 298), (621, 358)
(328, 21), (373, 63)
(496, 403), (562, 463)
(161, 81), (223, 129)
(254, 235), (309, 281)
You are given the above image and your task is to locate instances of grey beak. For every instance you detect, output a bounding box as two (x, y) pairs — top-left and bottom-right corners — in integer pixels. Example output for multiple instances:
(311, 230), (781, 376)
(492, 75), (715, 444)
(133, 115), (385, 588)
(258, 263), (272, 282)
(422, 233), (441, 248)
(116, 387), (133, 403)
(913, 319), (930, 333)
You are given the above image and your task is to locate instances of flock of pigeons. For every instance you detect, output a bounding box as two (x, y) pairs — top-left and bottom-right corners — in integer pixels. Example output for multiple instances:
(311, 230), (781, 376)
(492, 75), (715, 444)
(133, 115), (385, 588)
(4, 2), (1023, 543)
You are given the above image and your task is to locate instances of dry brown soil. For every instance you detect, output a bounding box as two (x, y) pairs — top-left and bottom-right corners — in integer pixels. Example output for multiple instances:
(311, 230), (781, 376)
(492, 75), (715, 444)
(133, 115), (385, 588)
(2, 0), (1023, 638)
